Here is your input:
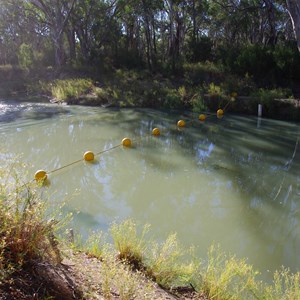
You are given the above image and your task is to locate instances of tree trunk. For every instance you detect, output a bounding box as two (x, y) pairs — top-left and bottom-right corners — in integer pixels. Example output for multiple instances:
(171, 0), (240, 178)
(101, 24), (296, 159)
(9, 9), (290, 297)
(286, 0), (300, 52)
(66, 28), (76, 62)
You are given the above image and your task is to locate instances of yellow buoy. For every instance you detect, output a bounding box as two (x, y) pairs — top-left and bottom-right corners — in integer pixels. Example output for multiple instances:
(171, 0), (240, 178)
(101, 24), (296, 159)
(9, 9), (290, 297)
(122, 137), (132, 147)
(177, 120), (186, 127)
(199, 114), (206, 121)
(152, 128), (160, 136)
(83, 151), (94, 161)
(34, 170), (47, 181)
(217, 109), (224, 116)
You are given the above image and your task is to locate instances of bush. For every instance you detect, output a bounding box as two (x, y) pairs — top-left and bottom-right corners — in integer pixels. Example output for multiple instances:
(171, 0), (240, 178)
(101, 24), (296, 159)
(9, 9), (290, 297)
(273, 43), (300, 84)
(183, 62), (223, 85)
(185, 36), (213, 63)
(146, 234), (198, 288)
(0, 162), (64, 278)
(234, 45), (275, 86)
(250, 88), (293, 117)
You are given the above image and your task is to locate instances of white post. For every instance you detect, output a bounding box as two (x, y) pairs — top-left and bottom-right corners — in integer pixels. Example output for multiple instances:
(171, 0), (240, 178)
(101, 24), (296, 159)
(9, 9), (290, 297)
(258, 104), (262, 117)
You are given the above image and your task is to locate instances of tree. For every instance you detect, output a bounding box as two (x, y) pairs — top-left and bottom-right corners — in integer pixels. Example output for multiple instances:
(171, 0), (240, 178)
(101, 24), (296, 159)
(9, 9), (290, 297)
(286, 0), (300, 52)
(28, 0), (76, 66)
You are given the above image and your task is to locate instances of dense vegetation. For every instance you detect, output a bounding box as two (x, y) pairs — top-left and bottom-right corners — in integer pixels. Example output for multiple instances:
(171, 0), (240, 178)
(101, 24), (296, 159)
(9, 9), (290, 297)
(0, 0), (299, 87)
(0, 1), (300, 120)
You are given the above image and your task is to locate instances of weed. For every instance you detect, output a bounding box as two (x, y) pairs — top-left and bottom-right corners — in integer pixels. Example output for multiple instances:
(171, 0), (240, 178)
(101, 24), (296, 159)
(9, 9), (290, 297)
(110, 219), (149, 270)
(51, 78), (93, 102)
(146, 233), (199, 289)
(0, 162), (65, 280)
(81, 231), (108, 259)
(199, 244), (262, 299)
(271, 268), (300, 299)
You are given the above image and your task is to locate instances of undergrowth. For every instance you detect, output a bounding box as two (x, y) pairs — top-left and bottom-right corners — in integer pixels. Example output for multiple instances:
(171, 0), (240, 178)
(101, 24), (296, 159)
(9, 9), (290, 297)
(51, 78), (94, 102)
(0, 160), (70, 281)
(101, 219), (300, 299)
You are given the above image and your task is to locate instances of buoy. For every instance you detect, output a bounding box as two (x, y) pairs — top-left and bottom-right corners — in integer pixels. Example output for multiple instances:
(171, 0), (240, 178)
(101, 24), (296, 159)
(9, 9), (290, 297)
(122, 137), (132, 147)
(217, 113), (224, 119)
(83, 151), (94, 161)
(217, 109), (224, 116)
(177, 120), (185, 127)
(35, 170), (47, 181)
(152, 128), (160, 136)
(199, 114), (206, 121)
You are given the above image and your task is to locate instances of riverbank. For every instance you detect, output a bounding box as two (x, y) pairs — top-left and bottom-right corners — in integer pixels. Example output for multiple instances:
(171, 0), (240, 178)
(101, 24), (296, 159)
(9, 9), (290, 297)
(1, 159), (300, 299)
(0, 64), (299, 121)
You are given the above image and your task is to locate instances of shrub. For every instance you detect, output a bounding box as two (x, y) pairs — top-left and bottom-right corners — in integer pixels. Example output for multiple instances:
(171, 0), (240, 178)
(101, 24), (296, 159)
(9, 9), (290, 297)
(234, 45), (275, 85)
(199, 245), (261, 299)
(183, 62), (223, 85)
(185, 36), (213, 63)
(146, 234), (199, 288)
(0, 163), (64, 278)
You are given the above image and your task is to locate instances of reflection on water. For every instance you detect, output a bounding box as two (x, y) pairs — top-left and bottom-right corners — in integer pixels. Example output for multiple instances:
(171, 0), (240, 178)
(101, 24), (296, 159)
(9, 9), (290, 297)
(0, 101), (300, 279)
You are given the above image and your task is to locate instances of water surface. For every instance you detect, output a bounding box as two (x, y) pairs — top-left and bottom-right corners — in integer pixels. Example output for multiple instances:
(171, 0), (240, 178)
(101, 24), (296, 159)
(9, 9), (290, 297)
(1, 100), (300, 278)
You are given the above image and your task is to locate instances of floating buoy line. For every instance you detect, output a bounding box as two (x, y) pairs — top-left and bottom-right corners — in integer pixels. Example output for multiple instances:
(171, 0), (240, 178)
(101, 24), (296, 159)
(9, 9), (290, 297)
(34, 99), (235, 184)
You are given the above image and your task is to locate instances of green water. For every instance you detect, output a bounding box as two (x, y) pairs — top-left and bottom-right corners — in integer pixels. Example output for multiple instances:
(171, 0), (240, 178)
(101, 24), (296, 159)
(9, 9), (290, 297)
(1, 101), (300, 278)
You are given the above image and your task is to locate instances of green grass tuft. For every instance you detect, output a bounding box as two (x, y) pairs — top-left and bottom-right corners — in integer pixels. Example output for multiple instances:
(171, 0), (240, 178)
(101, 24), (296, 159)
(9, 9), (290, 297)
(0, 165), (63, 279)
(51, 78), (93, 101)
(110, 219), (149, 270)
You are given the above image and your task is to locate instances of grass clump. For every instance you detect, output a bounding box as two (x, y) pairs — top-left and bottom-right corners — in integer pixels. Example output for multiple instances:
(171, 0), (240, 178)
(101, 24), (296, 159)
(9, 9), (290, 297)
(199, 244), (261, 299)
(147, 233), (199, 288)
(51, 78), (94, 102)
(0, 163), (63, 281)
(111, 219), (149, 270)
(270, 268), (300, 300)
(111, 220), (199, 290)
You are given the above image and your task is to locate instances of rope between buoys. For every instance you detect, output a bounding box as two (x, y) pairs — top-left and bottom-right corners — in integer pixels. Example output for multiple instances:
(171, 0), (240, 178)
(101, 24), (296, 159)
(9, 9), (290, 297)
(47, 158), (84, 175)
(47, 143), (124, 175)
(95, 144), (122, 156)
(34, 102), (233, 182)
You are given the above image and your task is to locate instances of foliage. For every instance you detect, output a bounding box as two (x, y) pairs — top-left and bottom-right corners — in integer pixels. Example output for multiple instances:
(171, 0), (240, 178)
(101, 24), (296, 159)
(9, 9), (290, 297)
(183, 62), (223, 85)
(252, 88), (292, 106)
(0, 162), (64, 279)
(51, 78), (94, 102)
(271, 268), (300, 299)
(17, 43), (35, 69)
(199, 244), (261, 299)
(234, 45), (275, 85)
(185, 36), (213, 63)
(110, 219), (149, 270)
(221, 74), (256, 97)
(146, 234), (199, 288)
(78, 231), (107, 259)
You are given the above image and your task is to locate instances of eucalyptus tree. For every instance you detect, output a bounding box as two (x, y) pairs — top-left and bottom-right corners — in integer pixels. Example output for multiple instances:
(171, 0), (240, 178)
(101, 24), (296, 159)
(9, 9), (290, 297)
(68, 0), (116, 62)
(286, 0), (300, 51)
(164, 0), (191, 68)
(27, 0), (76, 66)
(0, 0), (34, 64)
